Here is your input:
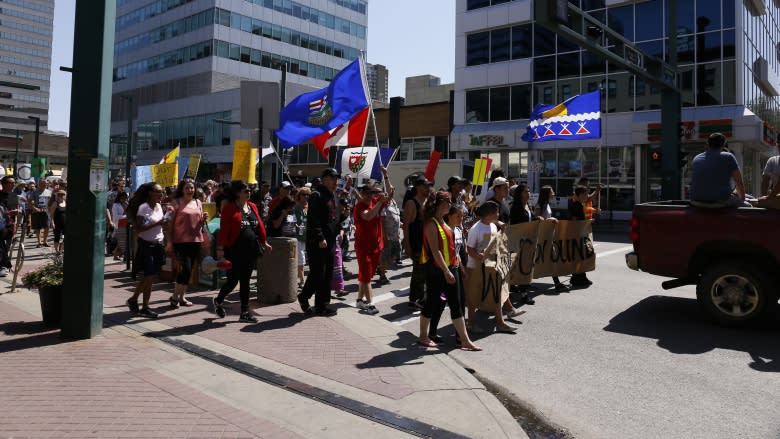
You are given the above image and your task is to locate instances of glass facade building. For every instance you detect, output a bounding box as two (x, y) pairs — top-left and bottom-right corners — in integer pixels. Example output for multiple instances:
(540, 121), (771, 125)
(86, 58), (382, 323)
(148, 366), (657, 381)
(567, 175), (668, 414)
(452, 0), (780, 217)
(0, 0), (53, 138)
(110, 0), (367, 180)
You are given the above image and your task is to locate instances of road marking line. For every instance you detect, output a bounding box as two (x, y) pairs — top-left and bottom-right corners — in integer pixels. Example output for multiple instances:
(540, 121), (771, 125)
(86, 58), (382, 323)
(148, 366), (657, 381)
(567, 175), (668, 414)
(596, 245), (634, 259)
(372, 287), (409, 305)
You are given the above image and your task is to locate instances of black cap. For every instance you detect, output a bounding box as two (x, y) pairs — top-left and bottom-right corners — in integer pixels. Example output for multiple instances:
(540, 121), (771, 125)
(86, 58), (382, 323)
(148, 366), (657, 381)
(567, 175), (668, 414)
(447, 175), (467, 187)
(413, 176), (433, 187)
(321, 168), (341, 179)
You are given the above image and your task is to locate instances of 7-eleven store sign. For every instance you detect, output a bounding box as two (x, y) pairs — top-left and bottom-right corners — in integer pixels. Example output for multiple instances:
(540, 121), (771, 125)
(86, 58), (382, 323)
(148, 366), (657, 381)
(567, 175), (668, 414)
(647, 119), (733, 143)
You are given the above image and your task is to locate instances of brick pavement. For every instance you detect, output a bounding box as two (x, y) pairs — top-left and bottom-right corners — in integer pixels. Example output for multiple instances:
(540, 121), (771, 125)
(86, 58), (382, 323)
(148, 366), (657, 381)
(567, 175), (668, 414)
(0, 302), (303, 439)
(101, 261), (415, 400)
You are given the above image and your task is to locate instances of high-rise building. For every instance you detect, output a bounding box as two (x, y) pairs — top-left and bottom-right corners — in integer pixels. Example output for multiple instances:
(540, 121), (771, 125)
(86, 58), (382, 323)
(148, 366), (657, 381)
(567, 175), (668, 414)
(0, 0), (54, 140)
(110, 0), (368, 179)
(452, 0), (779, 218)
(366, 63), (389, 107)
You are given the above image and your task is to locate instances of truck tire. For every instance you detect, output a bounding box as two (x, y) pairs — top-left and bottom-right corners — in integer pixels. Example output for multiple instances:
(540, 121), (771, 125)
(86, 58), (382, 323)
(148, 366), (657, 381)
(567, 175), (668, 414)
(696, 263), (776, 326)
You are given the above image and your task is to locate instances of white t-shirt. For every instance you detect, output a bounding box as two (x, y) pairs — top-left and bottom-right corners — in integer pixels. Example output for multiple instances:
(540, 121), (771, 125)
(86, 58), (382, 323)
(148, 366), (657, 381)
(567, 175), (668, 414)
(137, 202), (164, 242)
(763, 155), (780, 191)
(466, 221), (497, 269)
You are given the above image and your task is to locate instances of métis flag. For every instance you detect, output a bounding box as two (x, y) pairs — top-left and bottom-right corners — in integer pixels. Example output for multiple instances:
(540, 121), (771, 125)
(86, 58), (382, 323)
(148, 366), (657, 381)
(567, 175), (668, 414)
(159, 144), (180, 164)
(336, 147), (394, 180)
(522, 90), (601, 142)
(276, 59), (370, 157)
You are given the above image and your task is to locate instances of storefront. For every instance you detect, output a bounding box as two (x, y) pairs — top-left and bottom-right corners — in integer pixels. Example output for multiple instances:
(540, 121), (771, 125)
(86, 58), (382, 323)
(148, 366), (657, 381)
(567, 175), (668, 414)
(450, 106), (770, 219)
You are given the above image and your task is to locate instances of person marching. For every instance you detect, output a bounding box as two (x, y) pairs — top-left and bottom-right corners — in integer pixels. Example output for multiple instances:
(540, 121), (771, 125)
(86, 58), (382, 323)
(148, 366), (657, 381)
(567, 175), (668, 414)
(417, 190), (482, 351)
(213, 180), (272, 323)
(48, 190), (66, 254)
(126, 182), (169, 319)
(298, 168), (342, 317)
(353, 177), (393, 315)
(167, 179), (208, 309)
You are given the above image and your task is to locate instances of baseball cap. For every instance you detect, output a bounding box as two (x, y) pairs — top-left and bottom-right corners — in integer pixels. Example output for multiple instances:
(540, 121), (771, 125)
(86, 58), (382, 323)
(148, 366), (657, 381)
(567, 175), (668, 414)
(321, 168), (341, 179)
(490, 177), (509, 190)
(280, 181), (292, 189)
(447, 175), (467, 187)
(413, 176), (433, 187)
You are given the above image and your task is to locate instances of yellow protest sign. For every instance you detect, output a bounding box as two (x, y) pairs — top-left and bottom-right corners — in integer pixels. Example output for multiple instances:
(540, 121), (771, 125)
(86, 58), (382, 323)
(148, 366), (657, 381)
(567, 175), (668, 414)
(152, 162), (178, 187)
(231, 139), (257, 184)
(201, 202), (217, 222)
(187, 154), (202, 179)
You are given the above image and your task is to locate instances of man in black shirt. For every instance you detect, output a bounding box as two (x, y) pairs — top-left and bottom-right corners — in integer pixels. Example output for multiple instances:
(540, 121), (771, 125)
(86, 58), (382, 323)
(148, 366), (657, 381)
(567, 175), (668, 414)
(298, 168), (341, 317)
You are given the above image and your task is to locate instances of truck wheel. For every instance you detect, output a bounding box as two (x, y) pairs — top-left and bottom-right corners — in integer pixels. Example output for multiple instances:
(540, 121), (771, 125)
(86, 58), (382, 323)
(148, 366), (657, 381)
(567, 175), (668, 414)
(696, 263), (776, 326)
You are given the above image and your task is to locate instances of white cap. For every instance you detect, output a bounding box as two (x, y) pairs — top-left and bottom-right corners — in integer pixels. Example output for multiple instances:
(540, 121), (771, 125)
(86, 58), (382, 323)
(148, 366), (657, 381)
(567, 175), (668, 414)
(490, 177), (509, 190)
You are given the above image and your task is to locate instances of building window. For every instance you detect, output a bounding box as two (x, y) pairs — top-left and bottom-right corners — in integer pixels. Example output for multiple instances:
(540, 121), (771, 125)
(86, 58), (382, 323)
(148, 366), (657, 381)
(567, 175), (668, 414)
(466, 89), (490, 122)
(511, 24), (532, 59)
(490, 87), (511, 121)
(491, 28), (511, 63)
(467, 32), (490, 66)
(511, 84), (532, 119)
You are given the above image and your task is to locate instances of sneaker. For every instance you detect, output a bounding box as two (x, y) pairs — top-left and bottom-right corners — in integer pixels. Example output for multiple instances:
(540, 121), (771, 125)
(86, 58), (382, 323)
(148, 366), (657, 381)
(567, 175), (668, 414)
(315, 307), (337, 317)
(356, 300), (368, 310)
(297, 294), (310, 313)
(138, 307), (158, 319)
(238, 312), (258, 323)
(126, 298), (139, 314)
(365, 304), (379, 315)
(335, 290), (349, 298)
(0, 267), (9, 277)
(212, 297), (226, 318)
(554, 283), (571, 293)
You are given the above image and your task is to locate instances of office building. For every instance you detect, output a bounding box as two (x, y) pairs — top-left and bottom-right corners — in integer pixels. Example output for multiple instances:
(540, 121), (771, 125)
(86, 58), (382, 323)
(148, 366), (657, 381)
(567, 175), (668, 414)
(0, 0), (54, 150)
(405, 74), (453, 106)
(366, 63), (389, 107)
(110, 0), (368, 180)
(452, 0), (779, 217)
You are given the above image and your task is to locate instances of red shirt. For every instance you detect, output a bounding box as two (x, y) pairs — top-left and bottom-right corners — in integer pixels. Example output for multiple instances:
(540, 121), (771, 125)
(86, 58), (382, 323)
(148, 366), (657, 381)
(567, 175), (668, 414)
(218, 201), (267, 248)
(353, 196), (385, 253)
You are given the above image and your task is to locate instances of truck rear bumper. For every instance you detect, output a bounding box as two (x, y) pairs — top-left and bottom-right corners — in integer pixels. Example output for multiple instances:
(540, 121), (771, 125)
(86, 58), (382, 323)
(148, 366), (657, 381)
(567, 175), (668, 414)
(625, 252), (639, 271)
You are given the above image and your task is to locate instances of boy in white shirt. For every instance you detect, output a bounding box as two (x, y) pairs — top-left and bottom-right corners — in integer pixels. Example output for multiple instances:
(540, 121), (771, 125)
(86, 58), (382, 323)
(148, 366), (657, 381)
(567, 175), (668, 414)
(465, 201), (516, 334)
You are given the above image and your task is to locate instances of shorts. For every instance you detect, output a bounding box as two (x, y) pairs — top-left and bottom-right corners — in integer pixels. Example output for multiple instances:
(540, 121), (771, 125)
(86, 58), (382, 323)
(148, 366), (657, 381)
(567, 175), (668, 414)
(355, 247), (381, 283)
(381, 239), (401, 265)
(31, 212), (48, 230)
(135, 238), (165, 276)
(296, 240), (306, 266)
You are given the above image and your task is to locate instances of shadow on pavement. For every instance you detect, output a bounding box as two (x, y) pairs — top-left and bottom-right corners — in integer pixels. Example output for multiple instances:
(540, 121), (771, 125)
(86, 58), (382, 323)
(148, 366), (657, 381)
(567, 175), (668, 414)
(604, 295), (780, 372)
(0, 321), (71, 354)
(355, 331), (431, 369)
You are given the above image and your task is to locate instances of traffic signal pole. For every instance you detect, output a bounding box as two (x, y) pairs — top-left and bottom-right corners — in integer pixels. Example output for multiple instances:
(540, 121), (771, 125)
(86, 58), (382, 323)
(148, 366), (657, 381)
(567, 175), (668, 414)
(661, 0), (682, 200)
(60, 0), (116, 339)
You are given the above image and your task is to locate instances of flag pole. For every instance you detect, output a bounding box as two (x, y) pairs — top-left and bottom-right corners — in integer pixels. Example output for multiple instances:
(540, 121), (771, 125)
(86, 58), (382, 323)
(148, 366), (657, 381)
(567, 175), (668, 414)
(358, 53), (385, 183)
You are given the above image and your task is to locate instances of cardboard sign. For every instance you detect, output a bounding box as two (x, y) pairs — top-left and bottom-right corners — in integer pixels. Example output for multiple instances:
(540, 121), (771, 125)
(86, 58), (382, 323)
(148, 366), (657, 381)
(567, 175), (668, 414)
(465, 232), (511, 313)
(507, 220), (596, 285)
(231, 139), (257, 184)
(152, 162), (178, 187)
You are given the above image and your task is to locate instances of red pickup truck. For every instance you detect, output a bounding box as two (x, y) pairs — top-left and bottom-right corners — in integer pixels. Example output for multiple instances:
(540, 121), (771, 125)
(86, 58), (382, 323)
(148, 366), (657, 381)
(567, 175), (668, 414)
(625, 201), (780, 326)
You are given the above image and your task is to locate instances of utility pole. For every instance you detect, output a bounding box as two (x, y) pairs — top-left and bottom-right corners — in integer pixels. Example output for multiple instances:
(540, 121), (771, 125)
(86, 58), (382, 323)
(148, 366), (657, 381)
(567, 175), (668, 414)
(27, 116), (40, 158)
(61, 0), (116, 339)
(14, 129), (19, 177)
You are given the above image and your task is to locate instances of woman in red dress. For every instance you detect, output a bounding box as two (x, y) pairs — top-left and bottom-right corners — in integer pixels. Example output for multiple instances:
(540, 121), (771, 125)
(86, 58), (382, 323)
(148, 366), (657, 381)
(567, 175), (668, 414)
(352, 179), (392, 315)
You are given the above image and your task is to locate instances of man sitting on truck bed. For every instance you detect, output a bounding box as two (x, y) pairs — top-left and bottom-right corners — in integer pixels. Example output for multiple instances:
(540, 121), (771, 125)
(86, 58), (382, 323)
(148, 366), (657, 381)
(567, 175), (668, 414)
(689, 132), (747, 208)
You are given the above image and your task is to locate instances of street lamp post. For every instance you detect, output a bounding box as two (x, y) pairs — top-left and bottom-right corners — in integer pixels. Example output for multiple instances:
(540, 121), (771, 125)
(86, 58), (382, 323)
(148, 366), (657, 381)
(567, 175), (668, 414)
(119, 95), (134, 270)
(14, 129), (19, 177)
(27, 116), (40, 158)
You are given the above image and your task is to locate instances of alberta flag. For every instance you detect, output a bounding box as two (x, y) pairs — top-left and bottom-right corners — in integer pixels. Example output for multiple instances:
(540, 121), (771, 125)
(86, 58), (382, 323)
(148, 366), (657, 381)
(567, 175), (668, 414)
(276, 59), (370, 156)
(522, 90), (601, 142)
(336, 147), (394, 180)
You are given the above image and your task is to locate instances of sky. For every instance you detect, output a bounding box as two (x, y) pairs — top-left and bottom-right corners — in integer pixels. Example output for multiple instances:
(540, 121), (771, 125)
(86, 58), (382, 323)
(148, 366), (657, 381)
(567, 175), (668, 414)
(46, 0), (456, 135)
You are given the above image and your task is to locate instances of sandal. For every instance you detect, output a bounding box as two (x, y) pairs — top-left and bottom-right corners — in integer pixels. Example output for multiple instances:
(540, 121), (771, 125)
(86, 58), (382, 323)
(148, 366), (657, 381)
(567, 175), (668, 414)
(416, 339), (438, 348)
(169, 296), (180, 309)
(179, 298), (193, 307)
(460, 345), (483, 352)
(495, 324), (517, 334)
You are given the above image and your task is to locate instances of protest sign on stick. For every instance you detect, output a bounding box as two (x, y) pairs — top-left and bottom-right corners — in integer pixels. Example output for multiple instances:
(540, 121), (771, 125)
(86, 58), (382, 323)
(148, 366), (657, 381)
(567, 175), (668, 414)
(232, 140), (257, 183)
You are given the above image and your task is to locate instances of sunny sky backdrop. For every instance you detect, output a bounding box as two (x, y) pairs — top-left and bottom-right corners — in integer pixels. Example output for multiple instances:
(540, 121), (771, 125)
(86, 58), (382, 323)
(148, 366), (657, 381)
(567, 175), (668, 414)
(46, 0), (456, 134)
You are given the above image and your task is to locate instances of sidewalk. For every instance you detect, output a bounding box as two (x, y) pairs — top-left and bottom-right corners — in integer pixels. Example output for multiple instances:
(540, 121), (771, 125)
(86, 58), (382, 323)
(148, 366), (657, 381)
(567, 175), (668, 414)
(0, 240), (527, 439)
